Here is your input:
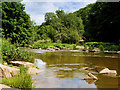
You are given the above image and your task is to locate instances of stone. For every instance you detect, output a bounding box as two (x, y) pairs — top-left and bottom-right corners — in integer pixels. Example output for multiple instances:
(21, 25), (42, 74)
(99, 68), (117, 75)
(8, 61), (34, 67)
(117, 51), (120, 54)
(53, 47), (60, 51)
(93, 48), (100, 52)
(0, 64), (20, 78)
(80, 67), (89, 70)
(84, 73), (98, 80)
(0, 84), (11, 89)
(46, 48), (55, 51)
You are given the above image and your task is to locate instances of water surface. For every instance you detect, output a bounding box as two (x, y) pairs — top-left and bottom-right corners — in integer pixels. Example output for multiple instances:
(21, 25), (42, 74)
(32, 50), (119, 88)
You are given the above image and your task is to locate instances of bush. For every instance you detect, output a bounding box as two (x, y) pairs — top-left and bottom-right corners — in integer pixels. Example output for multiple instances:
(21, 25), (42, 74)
(1, 66), (33, 89)
(84, 42), (119, 51)
(99, 45), (104, 52)
(2, 38), (33, 62)
(31, 40), (77, 50)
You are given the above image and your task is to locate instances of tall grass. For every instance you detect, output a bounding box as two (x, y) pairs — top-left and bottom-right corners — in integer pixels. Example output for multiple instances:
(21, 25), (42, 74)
(1, 66), (33, 89)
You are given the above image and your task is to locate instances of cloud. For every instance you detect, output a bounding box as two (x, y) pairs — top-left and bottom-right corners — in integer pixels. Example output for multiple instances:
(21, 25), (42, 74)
(22, 0), (97, 2)
(21, 1), (96, 25)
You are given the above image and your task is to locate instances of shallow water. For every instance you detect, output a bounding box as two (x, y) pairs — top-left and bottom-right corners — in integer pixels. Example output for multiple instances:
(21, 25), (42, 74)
(32, 50), (119, 88)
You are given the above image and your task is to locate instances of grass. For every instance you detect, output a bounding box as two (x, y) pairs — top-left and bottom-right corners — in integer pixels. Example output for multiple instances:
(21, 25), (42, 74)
(1, 66), (33, 89)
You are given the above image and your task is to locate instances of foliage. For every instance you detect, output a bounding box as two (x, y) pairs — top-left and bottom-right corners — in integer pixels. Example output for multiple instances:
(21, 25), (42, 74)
(2, 38), (33, 62)
(75, 2), (120, 43)
(36, 10), (84, 44)
(1, 66), (33, 89)
(84, 42), (120, 51)
(31, 40), (76, 50)
(2, 2), (37, 46)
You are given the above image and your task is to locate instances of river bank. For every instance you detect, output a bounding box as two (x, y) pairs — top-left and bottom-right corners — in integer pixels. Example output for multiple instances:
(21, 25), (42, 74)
(0, 61), (43, 89)
(29, 41), (120, 54)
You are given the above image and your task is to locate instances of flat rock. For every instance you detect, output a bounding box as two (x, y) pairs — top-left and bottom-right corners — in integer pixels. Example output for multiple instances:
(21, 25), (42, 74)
(8, 61), (34, 67)
(99, 68), (117, 75)
(80, 67), (89, 70)
(84, 73), (98, 80)
(0, 64), (20, 78)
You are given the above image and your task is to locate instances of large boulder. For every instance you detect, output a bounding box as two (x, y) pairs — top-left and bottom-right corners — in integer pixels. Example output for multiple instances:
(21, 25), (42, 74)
(8, 61), (34, 67)
(84, 73), (98, 80)
(99, 68), (117, 75)
(0, 64), (20, 78)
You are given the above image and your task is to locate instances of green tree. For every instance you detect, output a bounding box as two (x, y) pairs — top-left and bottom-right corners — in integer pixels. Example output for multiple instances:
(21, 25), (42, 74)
(2, 2), (35, 46)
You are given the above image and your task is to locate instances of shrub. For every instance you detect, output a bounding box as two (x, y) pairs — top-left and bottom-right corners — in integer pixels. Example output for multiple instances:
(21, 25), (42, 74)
(2, 38), (33, 62)
(1, 66), (33, 89)
(99, 45), (104, 52)
(84, 42), (119, 51)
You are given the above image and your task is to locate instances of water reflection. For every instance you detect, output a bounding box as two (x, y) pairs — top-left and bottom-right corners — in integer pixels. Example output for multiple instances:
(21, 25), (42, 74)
(33, 51), (119, 88)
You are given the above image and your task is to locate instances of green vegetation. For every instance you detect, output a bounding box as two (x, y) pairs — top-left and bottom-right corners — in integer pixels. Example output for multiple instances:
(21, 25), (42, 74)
(31, 40), (76, 50)
(1, 1), (120, 89)
(75, 2), (120, 43)
(35, 10), (84, 44)
(83, 42), (120, 51)
(2, 2), (120, 50)
(1, 66), (33, 89)
(2, 2), (37, 46)
(2, 38), (33, 62)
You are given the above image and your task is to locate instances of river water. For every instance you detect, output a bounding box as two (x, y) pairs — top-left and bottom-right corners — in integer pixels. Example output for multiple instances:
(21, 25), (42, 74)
(32, 50), (119, 88)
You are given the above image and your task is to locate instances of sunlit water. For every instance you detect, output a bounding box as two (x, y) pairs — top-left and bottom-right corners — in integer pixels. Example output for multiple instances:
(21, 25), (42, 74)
(32, 50), (119, 88)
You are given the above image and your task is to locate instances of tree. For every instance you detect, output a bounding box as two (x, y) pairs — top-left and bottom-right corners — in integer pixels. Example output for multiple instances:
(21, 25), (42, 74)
(38, 9), (84, 44)
(75, 2), (120, 43)
(2, 2), (35, 46)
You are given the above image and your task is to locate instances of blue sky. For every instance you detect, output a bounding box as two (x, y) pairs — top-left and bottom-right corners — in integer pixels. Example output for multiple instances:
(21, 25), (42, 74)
(21, 0), (97, 25)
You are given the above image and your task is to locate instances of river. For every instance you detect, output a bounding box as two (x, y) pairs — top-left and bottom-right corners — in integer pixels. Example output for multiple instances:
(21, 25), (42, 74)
(32, 50), (119, 88)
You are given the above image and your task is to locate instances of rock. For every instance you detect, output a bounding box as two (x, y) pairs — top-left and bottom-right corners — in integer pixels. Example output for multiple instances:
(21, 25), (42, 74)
(49, 64), (56, 67)
(8, 61), (34, 67)
(80, 67), (89, 70)
(104, 51), (118, 54)
(0, 64), (20, 78)
(4, 62), (8, 66)
(117, 51), (120, 54)
(53, 47), (60, 51)
(88, 49), (95, 52)
(93, 48), (100, 52)
(99, 68), (117, 75)
(76, 46), (84, 49)
(46, 48), (55, 51)
(0, 84), (11, 89)
(84, 73), (98, 80)
(27, 67), (44, 75)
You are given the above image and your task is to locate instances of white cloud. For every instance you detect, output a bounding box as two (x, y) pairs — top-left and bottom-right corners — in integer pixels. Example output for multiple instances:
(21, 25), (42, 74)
(21, 1), (96, 25)
(22, 0), (97, 2)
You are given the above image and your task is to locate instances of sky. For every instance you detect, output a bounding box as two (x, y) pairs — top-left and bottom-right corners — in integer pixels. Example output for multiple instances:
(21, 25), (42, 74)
(21, 0), (97, 25)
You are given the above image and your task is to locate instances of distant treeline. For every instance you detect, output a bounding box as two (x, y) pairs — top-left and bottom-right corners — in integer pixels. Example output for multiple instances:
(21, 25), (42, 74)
(1, 2), (120, 46)
(75, 2), (120, 43)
